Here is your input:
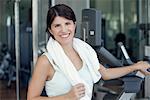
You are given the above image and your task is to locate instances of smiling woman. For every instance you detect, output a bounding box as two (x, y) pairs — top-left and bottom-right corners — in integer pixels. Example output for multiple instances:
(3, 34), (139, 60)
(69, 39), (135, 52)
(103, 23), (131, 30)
(49, 16), (76, 45)
(46, 4), (76, 39)
(27, 4), (150, 100)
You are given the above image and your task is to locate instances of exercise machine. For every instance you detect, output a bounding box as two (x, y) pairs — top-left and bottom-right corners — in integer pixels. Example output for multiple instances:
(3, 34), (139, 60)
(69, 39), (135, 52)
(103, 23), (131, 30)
(82, 8), (148, 100)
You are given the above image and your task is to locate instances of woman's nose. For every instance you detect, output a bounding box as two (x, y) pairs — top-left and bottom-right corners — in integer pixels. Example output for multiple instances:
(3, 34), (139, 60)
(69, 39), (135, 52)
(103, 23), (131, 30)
(61, 25), (67, 32)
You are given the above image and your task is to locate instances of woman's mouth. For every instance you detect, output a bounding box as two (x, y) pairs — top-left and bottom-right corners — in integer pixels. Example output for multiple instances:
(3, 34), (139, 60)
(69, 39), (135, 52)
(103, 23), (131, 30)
(60, 33), (70, 38)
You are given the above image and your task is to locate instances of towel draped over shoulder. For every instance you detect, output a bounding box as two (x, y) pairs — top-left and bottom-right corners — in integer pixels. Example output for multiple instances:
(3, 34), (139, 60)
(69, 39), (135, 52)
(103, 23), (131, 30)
(46, 37), (101, 100)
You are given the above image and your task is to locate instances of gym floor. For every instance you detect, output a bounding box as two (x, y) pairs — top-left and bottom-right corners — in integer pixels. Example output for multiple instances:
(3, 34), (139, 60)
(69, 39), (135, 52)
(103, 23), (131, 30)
(0, 80), (27, 100)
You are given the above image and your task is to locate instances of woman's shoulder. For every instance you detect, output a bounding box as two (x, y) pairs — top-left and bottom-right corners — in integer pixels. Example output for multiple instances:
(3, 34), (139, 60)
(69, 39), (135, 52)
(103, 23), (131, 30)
(32, 53), (53, 76)
(42, 52), (52, 61)
(30, 54), (54, 83)
(33, 52), (52, 70)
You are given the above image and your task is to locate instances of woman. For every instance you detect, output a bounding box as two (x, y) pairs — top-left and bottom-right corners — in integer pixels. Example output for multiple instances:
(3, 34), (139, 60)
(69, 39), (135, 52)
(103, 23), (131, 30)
(27, 4), (150, 100)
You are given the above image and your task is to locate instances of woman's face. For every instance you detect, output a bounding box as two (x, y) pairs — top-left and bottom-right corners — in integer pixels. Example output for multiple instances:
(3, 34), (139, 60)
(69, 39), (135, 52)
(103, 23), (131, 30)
(49, 16), (76, 46)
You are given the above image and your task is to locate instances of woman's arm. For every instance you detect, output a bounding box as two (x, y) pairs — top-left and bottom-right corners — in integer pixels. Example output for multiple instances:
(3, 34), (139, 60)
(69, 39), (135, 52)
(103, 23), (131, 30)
(27, 55), (67, 100)
(27, 55), (85, 100)
(99, 61), (150, 80)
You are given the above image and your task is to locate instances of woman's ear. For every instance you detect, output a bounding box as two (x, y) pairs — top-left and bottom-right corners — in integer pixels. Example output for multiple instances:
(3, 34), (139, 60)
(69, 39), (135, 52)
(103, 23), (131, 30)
(48, 28), (53, 35)
(74, 22), (77, 27)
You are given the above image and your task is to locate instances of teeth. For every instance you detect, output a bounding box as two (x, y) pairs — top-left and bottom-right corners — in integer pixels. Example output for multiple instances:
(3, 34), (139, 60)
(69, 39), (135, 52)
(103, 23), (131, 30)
(61, 34), (69, 38)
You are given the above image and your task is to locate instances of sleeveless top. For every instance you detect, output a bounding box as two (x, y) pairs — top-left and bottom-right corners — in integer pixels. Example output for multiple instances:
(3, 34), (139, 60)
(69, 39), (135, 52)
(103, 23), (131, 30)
(43, 52), (94, 97)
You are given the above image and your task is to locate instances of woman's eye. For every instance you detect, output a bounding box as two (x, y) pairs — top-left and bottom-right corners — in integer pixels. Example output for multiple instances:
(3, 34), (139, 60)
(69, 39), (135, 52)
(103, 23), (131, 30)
(55, 24), (60, 27)
(66, 22), (71, 25)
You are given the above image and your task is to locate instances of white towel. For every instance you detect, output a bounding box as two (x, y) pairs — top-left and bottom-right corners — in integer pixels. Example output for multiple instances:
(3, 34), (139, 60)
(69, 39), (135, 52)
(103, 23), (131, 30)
(46, 37), (101, 100)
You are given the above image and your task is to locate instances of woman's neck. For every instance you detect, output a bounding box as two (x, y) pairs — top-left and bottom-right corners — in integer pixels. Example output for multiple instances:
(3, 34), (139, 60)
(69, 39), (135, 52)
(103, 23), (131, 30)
(62, 45), (74, 54)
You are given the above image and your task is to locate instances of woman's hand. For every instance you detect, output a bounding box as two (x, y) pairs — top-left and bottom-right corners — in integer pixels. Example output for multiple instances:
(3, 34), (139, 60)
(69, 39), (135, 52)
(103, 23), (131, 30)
(134, 61), (150, 75)
(65, 83), (85, 100)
